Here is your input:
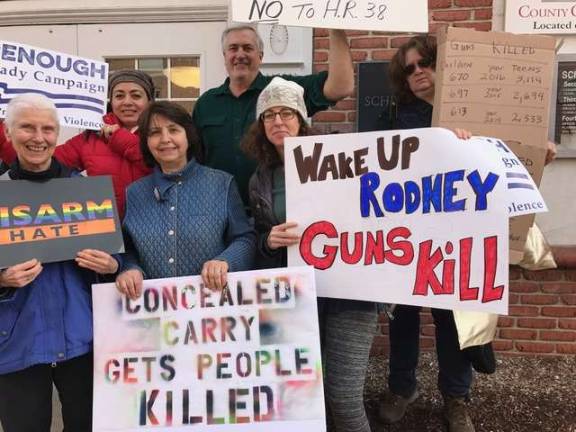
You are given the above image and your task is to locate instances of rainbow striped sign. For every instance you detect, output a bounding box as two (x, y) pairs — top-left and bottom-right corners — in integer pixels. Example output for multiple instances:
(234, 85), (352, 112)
(0, 175), (123, 267)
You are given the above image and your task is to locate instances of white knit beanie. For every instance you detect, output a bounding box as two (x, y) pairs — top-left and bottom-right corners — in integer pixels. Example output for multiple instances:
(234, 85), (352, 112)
(256, 77), (308, 120)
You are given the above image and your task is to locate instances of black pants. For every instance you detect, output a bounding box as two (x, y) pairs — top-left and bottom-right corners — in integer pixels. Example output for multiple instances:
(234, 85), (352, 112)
(388, 305), (473, 398)
(0, 353), (93, 432)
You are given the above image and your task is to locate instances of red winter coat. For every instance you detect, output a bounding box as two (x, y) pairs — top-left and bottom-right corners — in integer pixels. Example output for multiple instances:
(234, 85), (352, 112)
(0, 118), (151, 218)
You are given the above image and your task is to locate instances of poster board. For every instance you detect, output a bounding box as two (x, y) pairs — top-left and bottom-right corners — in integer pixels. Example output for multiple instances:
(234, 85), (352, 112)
(431, 27), (556, 263)
(231, 0), (428, 33)
(285, 128), (525, 314)
(0, 176), (123, 268)
(92, 266), (325, 432)
(0, 40), (108, 130)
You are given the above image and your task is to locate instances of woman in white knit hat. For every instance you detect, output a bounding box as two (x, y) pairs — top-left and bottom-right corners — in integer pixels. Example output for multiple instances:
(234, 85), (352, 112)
(242, 76), (378, 432)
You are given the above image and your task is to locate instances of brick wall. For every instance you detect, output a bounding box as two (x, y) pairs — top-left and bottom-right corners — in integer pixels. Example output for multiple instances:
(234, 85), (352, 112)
(310, 0), (576, 357)
(372, 250), (576, 357)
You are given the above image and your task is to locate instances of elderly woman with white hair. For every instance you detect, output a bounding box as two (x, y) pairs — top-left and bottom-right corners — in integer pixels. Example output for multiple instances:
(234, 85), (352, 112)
(241, 77), (379, 432)
(0, 94), (120, 432)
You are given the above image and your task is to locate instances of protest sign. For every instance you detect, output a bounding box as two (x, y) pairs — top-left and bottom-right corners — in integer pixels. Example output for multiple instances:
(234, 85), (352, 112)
(285, 128), (519, 314)
(431, 27), (556, 263)
(231, 0), (428, 33)
(0, 40), (108, 130)
(92, 266), (325, 432)
(0, 176), (123, 267)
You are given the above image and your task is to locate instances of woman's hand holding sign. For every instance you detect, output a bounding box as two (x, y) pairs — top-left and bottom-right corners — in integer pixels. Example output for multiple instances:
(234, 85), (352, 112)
(116, 269), (143, 300)
(202, 260), (229, 291)
(76, 249), (119, 274)
(266, 222), (300, 250)
(0, 259), (43, 288)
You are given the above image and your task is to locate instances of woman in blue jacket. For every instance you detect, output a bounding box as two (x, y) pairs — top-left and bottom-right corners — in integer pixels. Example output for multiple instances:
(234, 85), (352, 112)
(115, 101), (254, 298)
(0, 94), (120, 432)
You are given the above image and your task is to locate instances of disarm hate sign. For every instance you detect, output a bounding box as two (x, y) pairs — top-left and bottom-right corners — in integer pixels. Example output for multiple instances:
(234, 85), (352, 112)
(231, 0), (428, 32)
(92, 267), (325, 432)
(0, 176), (123, 267)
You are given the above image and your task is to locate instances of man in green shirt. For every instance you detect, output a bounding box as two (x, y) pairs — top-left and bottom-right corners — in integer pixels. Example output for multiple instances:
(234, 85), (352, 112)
(193, 25), (354, 205)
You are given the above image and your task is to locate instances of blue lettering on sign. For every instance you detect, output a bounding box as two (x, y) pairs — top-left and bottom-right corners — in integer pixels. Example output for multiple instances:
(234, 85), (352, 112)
(1, 43), (106, 80)
(359, 170), (500, 218)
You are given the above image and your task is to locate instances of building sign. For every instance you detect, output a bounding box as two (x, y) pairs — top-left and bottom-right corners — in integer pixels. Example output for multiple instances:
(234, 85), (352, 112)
(356, 61), (396, 132)
(555, 61), (576, 142)
(505, 0), (576, 34)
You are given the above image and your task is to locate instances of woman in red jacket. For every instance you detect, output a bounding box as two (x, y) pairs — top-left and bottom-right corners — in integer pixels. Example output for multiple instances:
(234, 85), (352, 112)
(0, 69), (154, 218)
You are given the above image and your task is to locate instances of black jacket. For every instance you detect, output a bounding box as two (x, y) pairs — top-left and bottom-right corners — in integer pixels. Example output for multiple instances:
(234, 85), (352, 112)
(248, 164), (286, 269)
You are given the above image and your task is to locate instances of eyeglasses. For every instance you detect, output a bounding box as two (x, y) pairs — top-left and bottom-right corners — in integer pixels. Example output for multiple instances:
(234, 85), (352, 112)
(261, 108), (297, 123)
(404, 57), (435, 76)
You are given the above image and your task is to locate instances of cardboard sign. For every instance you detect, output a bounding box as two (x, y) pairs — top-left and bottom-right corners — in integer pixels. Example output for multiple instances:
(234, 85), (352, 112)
(505, 0), (576, 34)
(432, 27), (556, 263)
(0, 40), (108, 130)
(0, 176), (123, 268)
(231, 0), (428, 32)
(285, 128), (514, 314)
(92, 267), (325, 432)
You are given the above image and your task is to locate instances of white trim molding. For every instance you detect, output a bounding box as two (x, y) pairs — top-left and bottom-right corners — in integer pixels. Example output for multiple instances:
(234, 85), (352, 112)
(0, 0), (228, 26)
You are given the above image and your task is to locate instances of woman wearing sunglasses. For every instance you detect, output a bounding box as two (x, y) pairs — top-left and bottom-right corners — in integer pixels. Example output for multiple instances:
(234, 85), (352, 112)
(380, 35), (476, 432)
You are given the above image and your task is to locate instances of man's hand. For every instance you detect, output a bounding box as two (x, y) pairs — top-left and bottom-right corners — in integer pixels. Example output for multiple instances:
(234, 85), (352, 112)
(545, 140), (557, 165)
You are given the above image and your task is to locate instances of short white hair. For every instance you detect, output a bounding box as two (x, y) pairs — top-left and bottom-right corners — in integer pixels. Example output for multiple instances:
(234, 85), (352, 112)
(5, 93), (59, 130)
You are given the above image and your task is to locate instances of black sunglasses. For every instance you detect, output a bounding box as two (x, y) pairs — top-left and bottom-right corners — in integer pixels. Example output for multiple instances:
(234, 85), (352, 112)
(404, 57), (435, 76)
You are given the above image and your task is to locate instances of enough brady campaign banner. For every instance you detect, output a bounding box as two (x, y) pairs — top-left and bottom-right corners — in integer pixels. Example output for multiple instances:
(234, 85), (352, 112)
(0, 40), (108, 130)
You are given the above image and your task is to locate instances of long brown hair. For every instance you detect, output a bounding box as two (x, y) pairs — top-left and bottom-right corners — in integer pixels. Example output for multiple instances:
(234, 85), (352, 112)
(389, 35), (437, 104)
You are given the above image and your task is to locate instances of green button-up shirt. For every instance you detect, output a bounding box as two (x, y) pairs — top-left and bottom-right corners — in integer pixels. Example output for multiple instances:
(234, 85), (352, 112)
(193, 71), (331, 205)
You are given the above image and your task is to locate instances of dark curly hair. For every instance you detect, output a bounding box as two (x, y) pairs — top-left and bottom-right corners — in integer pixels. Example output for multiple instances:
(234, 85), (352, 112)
(138, 101), (203, 168)
(241, 113), (312, 167)
(389, 35), (437, 104)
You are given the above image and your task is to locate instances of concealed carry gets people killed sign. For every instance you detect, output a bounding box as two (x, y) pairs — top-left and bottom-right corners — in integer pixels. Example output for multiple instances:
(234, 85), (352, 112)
(0, 176), (123, 267)
(0, 40), (108, 130)
(285, 128), (546, 315)
(92, 267), (325, 432)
